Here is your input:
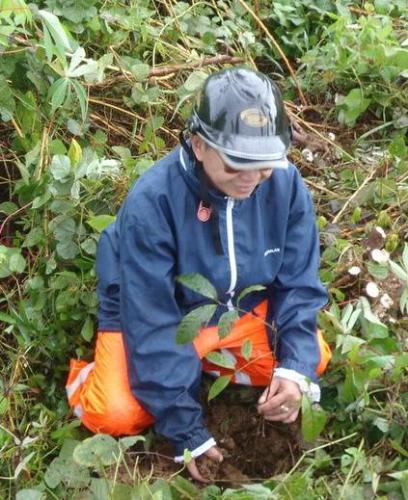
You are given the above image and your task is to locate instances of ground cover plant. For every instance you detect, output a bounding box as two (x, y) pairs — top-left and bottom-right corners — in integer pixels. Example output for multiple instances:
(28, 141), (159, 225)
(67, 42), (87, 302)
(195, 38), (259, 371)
(0, 0), (407, 498)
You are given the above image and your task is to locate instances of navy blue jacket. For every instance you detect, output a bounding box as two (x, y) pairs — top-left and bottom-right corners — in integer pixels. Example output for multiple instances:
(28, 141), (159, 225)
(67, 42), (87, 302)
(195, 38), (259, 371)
(96, 145), (327, 456)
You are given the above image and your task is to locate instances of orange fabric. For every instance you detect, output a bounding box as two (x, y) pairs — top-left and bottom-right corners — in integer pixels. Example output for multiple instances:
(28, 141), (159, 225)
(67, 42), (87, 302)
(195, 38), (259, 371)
(316, 329), (332, 376)
(67, 301), (331, 435)
(67, 333), (154, 435)
(195, 301), (275, 386)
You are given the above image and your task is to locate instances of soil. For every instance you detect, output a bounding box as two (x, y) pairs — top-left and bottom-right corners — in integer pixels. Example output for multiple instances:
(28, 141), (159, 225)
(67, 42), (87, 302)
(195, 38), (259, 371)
(127, 381), (302, 487)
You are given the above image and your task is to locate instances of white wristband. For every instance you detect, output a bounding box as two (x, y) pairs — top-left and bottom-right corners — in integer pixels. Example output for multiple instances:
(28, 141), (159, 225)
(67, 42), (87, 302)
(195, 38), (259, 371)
(274, 367), (321, 402)
(174, 437), (217, 463)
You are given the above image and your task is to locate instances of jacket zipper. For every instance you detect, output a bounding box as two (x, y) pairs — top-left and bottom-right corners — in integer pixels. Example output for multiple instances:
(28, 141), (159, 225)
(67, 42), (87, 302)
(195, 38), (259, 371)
(226, 198), (237, 309)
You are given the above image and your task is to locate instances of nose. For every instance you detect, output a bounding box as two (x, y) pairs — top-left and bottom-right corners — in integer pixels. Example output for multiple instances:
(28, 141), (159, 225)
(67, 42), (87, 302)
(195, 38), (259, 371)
(238, 170), (260, 182)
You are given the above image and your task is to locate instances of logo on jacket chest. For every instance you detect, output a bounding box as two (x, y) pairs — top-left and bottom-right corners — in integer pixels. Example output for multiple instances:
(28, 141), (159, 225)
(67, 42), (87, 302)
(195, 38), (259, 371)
(264, 248), (280, 257)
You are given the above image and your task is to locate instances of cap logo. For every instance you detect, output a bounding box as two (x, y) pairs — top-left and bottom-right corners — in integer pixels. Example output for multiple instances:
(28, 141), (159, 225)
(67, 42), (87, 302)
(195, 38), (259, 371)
(240, 108), (269, 127)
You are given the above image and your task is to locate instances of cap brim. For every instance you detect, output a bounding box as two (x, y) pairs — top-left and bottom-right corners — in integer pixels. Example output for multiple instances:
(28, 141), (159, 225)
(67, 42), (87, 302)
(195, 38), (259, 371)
(218, 151), (289, 170)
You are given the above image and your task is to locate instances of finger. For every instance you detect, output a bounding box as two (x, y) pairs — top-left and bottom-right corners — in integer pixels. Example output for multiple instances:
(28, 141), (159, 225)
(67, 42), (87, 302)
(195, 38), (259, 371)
(282, 409), (300, 424)
(264, 408), (299, 422)
(186, 459), (207, 483)
(258, 391), (288, 414)
(258, 377), (280, 405)
(205, 446), (223, 463)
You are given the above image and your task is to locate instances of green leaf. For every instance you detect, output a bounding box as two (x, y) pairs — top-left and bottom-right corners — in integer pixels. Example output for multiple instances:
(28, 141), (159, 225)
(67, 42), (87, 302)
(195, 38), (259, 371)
(0, 394), (9, 415)
(183, 70), (208, 92)
(81, 238), (97, 255)
(337, 88), (371, 126)
(38, 10), (74, 55)
(48, 78), (69, 113)
(56, 240), (79, 260)
(32, 192), (52, 209)
(71, 79), (88, 121)
(218, 309), (239, 339)
(367, 262), (389, 280)
(87, 214), (116, 233)
(176, 304), (217, 344)
(151, 479), (173, 500)
(44, 456), (90, 489)
(208, 375), (232, 401)
(130, 63), (150, 81)
(389, 260), (408, 281)
(0, 75), (15, 120)
(403, 244), (408, 271)
(388, 470), (408, 499)
(171, 475), (200, 498)
(400, 286), (408, 315)
(0, 312), (17, 325)
(301, 397), (327, 442)
(16, 491), (45, 500)
(0, 201), (18, 215)
(50, 155), (71, 181)
(9, 253), (26, 274)
(205, 351), (236, 369)
(50, 215), (76, 241)
(80, 316), (94, 342)
(176, 273), (218, 300)
(73, 434), (120, 467)
(237, 284), (266, 305)
(241, 339), (252, 361)
(118, 435), (145, 451)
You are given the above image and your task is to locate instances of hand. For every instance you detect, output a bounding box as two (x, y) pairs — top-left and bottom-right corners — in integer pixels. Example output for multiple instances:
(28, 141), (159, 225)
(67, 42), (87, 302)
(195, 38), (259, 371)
(186, 446), (223, 483)
(257, 376), (301, 424)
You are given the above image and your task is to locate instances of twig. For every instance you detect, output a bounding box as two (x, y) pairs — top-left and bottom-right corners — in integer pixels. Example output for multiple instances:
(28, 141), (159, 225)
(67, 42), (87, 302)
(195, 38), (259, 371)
(10, 118), (23, 138)
(286, 108), (355, 161)
(149, 55), (245, 78)
(332, 165), (377, 224)
(235, 0), (307, 107)
(0, 202), (32, 238)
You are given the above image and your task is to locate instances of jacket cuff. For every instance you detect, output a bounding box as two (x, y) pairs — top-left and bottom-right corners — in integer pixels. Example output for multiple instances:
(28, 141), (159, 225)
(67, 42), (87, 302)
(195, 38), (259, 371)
(173, 427), (214, 458)
(274, 367), (321, 402)
(174, 437), (217, 463)
(277, 358), (318, 383)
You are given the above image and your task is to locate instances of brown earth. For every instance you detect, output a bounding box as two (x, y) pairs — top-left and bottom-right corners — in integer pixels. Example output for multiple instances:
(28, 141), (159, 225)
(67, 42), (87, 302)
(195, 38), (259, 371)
(127, 381), (302, 486)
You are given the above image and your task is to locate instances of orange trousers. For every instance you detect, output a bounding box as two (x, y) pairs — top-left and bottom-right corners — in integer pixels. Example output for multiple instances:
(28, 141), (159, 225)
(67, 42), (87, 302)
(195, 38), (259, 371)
(66, 301), (331, 436)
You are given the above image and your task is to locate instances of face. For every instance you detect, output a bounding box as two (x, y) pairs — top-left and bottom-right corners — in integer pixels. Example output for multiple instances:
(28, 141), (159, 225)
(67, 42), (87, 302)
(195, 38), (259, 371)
(191, 136), (273, 199)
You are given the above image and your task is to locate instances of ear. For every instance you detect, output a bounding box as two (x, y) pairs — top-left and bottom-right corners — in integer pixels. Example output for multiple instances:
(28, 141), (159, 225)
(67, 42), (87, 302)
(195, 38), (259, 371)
(191, 135), (205, 162)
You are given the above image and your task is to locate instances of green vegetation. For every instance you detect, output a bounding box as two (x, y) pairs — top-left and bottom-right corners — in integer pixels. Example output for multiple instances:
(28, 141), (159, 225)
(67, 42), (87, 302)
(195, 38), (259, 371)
(1, 0), (407, 498)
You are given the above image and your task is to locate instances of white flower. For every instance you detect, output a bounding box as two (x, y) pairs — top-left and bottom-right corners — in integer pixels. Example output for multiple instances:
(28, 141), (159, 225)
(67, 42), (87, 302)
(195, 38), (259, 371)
(348, 266), (361, 276)
(366, 282), (380, 298)
(371, 249), (390, 263)
(380, 294), (394, 309)
(301, 148), (314, 162)
(328, 132), (336, 141)
(374, 226), (386, 238)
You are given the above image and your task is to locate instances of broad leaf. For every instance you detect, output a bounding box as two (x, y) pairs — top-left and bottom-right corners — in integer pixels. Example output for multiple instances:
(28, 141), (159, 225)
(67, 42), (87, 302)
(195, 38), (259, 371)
(73, 434), (120, 467)
(237, 284), (266, 305)
(218, 309), (239, 339)
(50, 155), (71, 181)
(206, 351), (236, 369)
(176, 304), (217, 344)
(176, 273), (218, 300)
(301, 397), (327, 442)
(241, 339), (253, 361)
(208, 375), (232, 401)
(80, 316), (94, 342)
(87, 214), (116, 233)
(9, 253), (26, 274)
(44, 456), (90, 489)
(183, 70), (208, 92)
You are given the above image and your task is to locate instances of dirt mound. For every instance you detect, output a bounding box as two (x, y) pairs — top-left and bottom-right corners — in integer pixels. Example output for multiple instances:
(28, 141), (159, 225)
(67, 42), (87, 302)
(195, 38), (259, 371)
(129, 382), (302, 485)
